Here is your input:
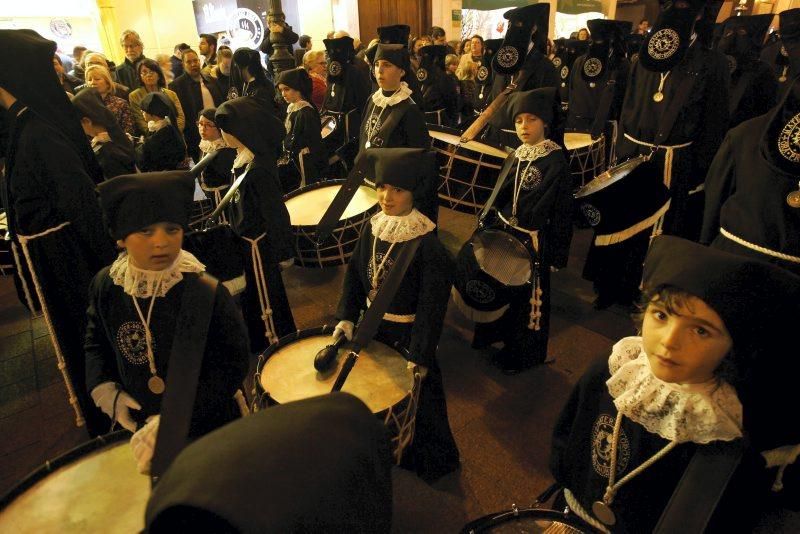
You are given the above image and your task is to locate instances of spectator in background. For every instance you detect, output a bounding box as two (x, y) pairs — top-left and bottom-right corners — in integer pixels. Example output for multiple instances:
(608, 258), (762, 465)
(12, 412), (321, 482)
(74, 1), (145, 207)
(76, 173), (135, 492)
(117, 29), (147, 90)
(303, 49), (327, 109)
(136, 92), (187, 171)
(431, 26), (455, 54)
(411, 36), (432, 71)
(470, 35), (484, 65)
(295, 34), (312, 67)
(199, 33), (218, 69)
(635, 19), (650, 35)
(171, 43), (190, 79)
(456, 54), (479, 121)
(577, 28), (590, 40)
(73, 45), (87, 65)
(85, 64), (136, 136)
(155, 53), (174, 83)
(128, 58), (186, 136)
(53, 54), (81, 94)
(209, 45), (233, 100)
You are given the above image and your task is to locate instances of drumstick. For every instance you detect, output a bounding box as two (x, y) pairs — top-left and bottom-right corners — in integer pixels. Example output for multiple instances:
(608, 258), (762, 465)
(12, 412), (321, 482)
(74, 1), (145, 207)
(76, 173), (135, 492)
(331, 352), (359, 392)
(190, 150), (219, 177)
(459, 87), (514, 145)
(314, 334), (347, 372)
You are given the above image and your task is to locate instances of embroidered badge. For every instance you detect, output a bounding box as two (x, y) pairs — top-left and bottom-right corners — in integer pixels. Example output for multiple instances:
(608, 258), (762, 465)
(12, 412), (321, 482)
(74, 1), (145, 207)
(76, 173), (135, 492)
(477, 65), (489, 82)
(561, 66), (569, 80)
(581, 204), (602, 227)
(583, 58), (603, 77)
(592, 414), (630, 478)
(778, 112), (800, 163)
(117, 321), (153, 365)
(465, 279), (496, 305)
(367, 252), (395, 285)
(327, 60), (342, 77)
(416, 68), (428, 82)
(521, 165), (543, 190)
(647, 28), (681, 60)
(552, 56), (563, 68)
(496, 46), (520, 69)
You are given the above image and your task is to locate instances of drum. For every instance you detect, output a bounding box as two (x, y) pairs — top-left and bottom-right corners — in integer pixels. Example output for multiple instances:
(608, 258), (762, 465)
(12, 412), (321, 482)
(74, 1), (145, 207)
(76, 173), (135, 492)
(184, 223), (247, 295)
(575, 156), (671, 246)
(429, 125), (512, 215)
(255, 326), (422, 462)
(452, 226), (535, 323)
(0, 211), (14, 276)
(320, 114), (337, 139)
(564, 132), (606, 189)
(284, 179), (380, 268)
(462, 506), (589, 533)
(0, 431), (149, 533)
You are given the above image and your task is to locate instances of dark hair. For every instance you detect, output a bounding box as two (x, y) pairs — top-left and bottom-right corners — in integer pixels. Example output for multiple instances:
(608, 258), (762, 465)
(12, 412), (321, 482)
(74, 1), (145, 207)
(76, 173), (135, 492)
(200, 34), (218, 50)
(175, 42), (191, 53)
(182, 48), (200, 61)
(639, 19), (649, 25)
(137, 58), (166, 88)
(633, 286), (746, 389)
(470, 34), (485, 44)
(299, 34), (312, 48)
(430, 26), (445, 40)
(73, 46), (87, 57)
(53, 54), (62, 66)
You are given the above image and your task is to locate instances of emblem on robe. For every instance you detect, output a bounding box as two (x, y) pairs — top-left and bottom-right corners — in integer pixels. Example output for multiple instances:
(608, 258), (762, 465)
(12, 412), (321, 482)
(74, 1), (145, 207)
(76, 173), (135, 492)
(778, 113), (800, 163)
(416, 68), (428, 82)
(328, 61), (342, 77)
(466, 279), (496, 305)
(477, 66), (489, 82)
(561, 66), (569, 80)
(592, 414), (630, 478)
(584, 58), (603, 77)
(647, 29), (680, 60)
(496, 46), (520, 69)
(521, 165), (543, 191)
(552, 57), (562, 68)
(117, 321), (154, 365)
(581, 204), (602, 227)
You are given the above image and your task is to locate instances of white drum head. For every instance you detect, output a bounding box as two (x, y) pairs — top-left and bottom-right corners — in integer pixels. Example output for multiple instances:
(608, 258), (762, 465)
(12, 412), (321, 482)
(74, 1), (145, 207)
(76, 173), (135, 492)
(429, 130), (511, 159)
(285, 184), (378, 226)
(564, 132), (594, 151)
(473, 230), (532, 286)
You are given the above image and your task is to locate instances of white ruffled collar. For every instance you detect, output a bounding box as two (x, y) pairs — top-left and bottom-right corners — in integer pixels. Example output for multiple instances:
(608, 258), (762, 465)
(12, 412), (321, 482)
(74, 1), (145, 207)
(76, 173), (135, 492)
(147, 118), (170, 132)
(90, 132), (112, 147)
(515, 139), (561, 162)
(606, 336), (743, 444)
(285, 100), (311, 131)
(232, 147), (255, 170)
(199, 137), (227, 154)
(370, 208), (435, 243)
(371, 82), (412, 108)
(109, 250), (205, 298)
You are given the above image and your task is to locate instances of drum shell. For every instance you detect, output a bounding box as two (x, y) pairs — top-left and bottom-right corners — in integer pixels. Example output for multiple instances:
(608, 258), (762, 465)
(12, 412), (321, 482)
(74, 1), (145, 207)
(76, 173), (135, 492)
(283, 180), (380, 268)
(461, 507), (590, 533)
(184, 223), (246, 283)
(564, 132), (606, 189)
(576, 159), (670, 239)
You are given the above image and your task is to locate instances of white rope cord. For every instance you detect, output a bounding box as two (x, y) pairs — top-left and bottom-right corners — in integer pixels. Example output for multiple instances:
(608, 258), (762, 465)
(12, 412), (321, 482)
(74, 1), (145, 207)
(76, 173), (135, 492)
(10, 240), (38, 314)
(720, 227), (800, 264)
(16, 222), (84, 426)
(242, 233), (279, 346)
(385, 366), (422, 465)
(623, 134), (692, 190)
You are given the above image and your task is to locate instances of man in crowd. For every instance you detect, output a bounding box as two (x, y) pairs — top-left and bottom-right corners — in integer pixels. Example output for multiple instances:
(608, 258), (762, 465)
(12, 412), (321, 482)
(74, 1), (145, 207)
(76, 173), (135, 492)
(209, 45), (232, 98)
(171, 42), (190, 79)
(53, 54), (81, 94)
(116, 29), (146, 90)
(199, 33), (218, 70)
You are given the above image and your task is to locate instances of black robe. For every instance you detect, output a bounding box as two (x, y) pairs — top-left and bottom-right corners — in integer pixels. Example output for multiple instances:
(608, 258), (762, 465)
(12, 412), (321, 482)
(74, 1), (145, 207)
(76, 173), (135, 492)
(84, 268), (249, 438)
(336, 224), (460, 481)
(3, 103), (116, 435)
(701, 113), (800, 275)
(93, 139), (136, 180)
(566, 55), (630, 134)
(279, 104), (327, 193)
(199, 146), (236, 190)
(418, 70), (460, 127)
(727, 60), (778, 129)
(322, 66), (372, 167)
(551, 355), (769, 533)
(136, 124), (187, 172)
(473, 147), (573, 365)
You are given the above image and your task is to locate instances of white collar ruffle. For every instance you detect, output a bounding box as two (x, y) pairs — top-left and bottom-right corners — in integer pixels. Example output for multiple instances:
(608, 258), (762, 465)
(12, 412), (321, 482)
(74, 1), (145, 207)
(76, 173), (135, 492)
(232, 147), (255, 170)
(606, 336), (743, 444)
(109, 250), (205, 298)
(370, 208), (435, 243)
(515, 139), (561, 162)
(285, 100), (311, 131)
(147, 117), (170, 132)
(371, 82), (412, 108)
(199, 137), (227, 154)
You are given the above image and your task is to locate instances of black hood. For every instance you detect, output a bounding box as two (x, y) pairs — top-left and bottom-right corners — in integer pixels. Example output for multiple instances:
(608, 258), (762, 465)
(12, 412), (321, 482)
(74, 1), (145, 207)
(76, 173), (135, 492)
(581, 19), (631, 83)
(493, 3), (550, 75)
(324, 36), (355, 83)
(215, 96), (283, 161)
(717, 14), (774, 71)
(639, 0), (708, 72)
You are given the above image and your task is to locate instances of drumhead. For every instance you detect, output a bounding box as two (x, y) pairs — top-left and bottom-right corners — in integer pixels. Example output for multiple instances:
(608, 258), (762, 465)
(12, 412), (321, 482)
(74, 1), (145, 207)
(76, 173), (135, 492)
(429, 130), (511, 159)
(259, 328), (413, 414)
(0, 431), (148, 533)
(320, 115), (337, 139)
(574, 155), (649, 198)
(473, 229), (532, 286)
(284, 181), (378, 227)
(462, 508), (589, 533)
(564, 132), (594, 151)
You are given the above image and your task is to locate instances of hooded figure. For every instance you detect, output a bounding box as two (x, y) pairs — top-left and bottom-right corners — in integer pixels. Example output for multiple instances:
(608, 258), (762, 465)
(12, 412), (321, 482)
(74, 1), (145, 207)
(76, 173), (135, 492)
(415, 44), (459, 126)
(0, 29), (116, 435)
(716, 14), (777, 128)
(196, 107), (237, 194)
(583, 0), (730, 309)
(553, 38), (589, 111)
(335, 148), (460, 482)
(567, 20), (631, 134)
(71, 87), (136, 180)
(136, 91), (187, 172)
(229, 48), (278, 115)
(487, 4), (561, 149)
(275, 67), (327, 191)
(474, 38), (503, 112)
(214, 97), (296, 352)
(761, 9), (800, 98)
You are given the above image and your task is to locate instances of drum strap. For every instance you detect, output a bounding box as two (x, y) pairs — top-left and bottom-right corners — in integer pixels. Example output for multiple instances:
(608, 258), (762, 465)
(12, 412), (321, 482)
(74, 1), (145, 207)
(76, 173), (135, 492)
(150, 274), (219, 482)
(478, 155), (517, 222)
(654, 439), (744, 533)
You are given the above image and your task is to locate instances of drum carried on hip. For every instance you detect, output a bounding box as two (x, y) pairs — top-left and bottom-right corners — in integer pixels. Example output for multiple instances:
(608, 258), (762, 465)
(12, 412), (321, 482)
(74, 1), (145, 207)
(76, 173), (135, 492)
(0, 431), (149, 533)
(575, 155), (671, 246)
(429, 125), (512, 215)
(564, 132), (606, 189)
(461, 506), (590, 533)
(452, 225), (535, 323)
(283, 179), (380, 268)
(254, 326), (422, 463)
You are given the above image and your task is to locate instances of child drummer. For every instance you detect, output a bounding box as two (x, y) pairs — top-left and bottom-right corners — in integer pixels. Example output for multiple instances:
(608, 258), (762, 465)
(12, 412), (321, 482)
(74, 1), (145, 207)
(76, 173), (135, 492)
(550, 236), (799, 532)
(84, 171), (249, 471)
(468, 87), (574, 374)
(334, 148), (460, 482)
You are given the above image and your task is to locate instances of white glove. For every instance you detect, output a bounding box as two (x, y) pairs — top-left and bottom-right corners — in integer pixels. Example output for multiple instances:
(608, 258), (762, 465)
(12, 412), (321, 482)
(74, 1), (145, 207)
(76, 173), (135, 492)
(333, 320), (354, 341)
(91, 381), (141, 432)
(130, 415), (160, 475)
(279, 258), (295, 271)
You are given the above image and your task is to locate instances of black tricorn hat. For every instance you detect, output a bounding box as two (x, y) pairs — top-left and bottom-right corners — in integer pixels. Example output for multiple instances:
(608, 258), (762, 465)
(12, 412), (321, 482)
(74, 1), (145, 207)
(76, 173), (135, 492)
(141, 91), (177, 120)
(276, 67), (313, 102)
(377, 24), (411, 46)
(493, 3), (550, 75)
(418, 44), (448, 72)
(505, 87), (557, 126)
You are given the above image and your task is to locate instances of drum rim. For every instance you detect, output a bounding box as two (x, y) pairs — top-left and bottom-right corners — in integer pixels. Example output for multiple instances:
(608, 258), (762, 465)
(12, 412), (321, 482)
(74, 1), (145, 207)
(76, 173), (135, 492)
(427, 123), (512, 155)
(574, 154), (650, 199)
(0, 429), (131, 510)
(282, 179), (380, 230)
(461, 507), (590, 533)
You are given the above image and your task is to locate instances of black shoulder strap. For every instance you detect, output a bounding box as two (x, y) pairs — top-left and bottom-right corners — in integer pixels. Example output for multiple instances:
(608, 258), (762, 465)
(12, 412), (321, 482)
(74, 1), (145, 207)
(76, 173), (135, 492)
(478, 154), (516, 221)
(150, 273), (219, 482)
(654, 439), (745, 533)
(369, 98), (411, 147)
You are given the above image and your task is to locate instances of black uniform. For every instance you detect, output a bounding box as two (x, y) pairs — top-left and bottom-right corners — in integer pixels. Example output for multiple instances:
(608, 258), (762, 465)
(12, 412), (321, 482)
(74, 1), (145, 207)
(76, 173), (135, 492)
(136, 123), (187, 172)
(93, 139), (136, 179)
(416, 45), (459, 127)
(281, 104), (326, 192)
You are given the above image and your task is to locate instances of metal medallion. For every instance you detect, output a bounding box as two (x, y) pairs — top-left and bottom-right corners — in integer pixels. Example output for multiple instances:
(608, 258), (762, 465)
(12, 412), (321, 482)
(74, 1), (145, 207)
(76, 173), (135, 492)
(787, 190), (800, 208)
(508, 216), (519, 227)
(653, 91), (664, 103)
(365, 141), (371, 149)
(148, 375), (166, 395)
(592, 500), (617, 526)
(590, 82), (596, 88)
(416, 68), (428, 82)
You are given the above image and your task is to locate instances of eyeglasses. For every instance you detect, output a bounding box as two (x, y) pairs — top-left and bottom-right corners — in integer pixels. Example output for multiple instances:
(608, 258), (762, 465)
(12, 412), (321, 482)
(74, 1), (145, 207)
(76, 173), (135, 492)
(197, 121), (218, 129)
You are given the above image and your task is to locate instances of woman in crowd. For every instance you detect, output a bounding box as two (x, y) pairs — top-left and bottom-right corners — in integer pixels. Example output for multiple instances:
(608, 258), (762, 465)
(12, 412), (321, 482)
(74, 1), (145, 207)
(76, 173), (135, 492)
(85, 64), (136, 137)
(196, 107), (236, 208)
(128, 58), (186, 136)
(302, 49), (328, 109)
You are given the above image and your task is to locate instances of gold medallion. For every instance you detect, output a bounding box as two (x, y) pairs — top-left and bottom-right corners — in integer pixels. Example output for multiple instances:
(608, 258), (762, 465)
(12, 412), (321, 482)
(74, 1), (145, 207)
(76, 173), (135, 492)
(365, 141), (371, 149)
(590, 82), (596, 88)
(653, 92), (664, 103)
(592, 500), (617, 526)
(148, 375), (166, 395)
(780, 75), (788, 83)
(787, 190), (800, 208)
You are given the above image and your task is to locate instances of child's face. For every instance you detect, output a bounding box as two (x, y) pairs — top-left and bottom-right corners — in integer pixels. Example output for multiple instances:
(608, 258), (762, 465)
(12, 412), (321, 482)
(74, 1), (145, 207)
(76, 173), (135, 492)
(376, 184), (414, 217)
(278, 83), (301, 104)
(515, 113), (545, 145)
(642, 295), (732, 384)
(119, 222), (184, 271)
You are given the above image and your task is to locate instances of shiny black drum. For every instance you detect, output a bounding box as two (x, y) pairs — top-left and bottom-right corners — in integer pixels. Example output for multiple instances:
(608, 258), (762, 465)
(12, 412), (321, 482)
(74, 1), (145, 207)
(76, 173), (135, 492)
(462, 506), (590, 533)
(574, 156), (671, 246)
(452, 226), (535, 323)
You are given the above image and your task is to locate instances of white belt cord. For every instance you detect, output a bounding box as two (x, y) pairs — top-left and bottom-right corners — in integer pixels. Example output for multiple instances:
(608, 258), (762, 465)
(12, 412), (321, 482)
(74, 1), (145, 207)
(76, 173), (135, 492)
(496, 213), (543, 331)
(563, 489), (611, 534)
(720, 228), (800, 264)
(242, 233), (279, 346)
(16, 221), (84, 427)
(623, 134), (692, 189)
